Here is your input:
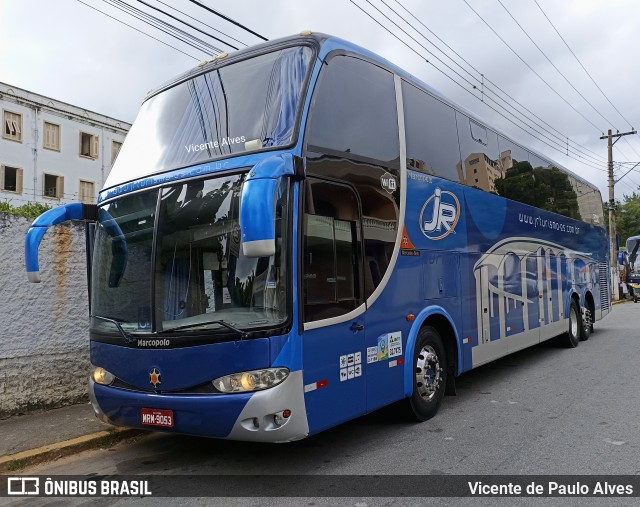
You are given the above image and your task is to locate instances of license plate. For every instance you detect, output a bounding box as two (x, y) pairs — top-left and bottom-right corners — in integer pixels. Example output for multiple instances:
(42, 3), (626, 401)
(141, 408), (174, 428)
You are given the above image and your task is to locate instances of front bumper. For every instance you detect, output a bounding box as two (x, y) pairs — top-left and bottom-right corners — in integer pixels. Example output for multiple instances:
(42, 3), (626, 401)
(89, 370), (308, 442)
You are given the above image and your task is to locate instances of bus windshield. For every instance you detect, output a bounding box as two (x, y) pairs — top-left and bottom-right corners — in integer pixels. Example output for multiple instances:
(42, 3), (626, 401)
(91, 172), (289, 337)
(105, 45), (313, 188)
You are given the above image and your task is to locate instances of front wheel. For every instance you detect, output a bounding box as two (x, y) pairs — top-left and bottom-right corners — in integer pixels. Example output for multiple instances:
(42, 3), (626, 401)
(407, 326), (447, 421)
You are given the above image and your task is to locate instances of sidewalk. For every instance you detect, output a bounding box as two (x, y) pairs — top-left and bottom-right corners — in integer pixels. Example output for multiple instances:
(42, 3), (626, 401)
(0, 403), (142, 472)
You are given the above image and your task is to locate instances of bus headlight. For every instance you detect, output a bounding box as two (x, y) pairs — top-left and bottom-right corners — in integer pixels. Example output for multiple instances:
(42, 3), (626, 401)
(92, 366), (115, 386)
(214, 368), (289, 393)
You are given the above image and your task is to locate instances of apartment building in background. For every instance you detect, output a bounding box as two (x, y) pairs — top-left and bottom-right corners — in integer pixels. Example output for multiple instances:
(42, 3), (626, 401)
(1, 82), (131, 206)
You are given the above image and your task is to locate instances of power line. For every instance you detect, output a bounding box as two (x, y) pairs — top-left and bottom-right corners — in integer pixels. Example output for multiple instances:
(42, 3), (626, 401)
(349, 0), (605, 171)
(186, 0), (268, 41)
(104, 0), (221, 55)
(75, 0), (200, 60)
(133, 0), (239, 50)
(495, 0), (619, 131)
(354, 0), (606, 169)
(155, 0), (249, 48)
(533, 0), (635, 131)
(462, 0), (605, 134)
(390, 0), (606, 165)
(529, 1), (640, 162)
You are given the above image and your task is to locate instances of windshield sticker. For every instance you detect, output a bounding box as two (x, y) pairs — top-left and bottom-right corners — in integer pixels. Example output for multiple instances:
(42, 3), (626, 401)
(185, 136), (247, 153)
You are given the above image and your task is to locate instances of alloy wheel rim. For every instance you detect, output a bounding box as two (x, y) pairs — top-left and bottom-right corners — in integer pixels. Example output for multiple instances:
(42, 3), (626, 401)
(415, 344), (442, 401)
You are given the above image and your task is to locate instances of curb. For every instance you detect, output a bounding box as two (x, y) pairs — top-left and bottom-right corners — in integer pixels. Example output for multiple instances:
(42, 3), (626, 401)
(0, 428), (144, 474)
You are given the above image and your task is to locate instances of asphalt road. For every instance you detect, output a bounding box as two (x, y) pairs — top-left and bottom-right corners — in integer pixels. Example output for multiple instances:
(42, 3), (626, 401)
(9, 301), (640, 506)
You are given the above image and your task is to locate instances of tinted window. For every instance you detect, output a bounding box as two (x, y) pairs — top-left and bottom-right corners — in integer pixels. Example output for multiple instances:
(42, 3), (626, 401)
(305, 55), (400, 299)
(570, 175), (603, 225)
(402, 81), (460, 181)
(495, 157), (582, 220)
(456, 112), (500, 192)
(303, 179), (363, 322)
(497, 135), (529, 169)
(106, 46), (313, 187)
(306, 55), (399, 164)
(91, 190), (159, 331)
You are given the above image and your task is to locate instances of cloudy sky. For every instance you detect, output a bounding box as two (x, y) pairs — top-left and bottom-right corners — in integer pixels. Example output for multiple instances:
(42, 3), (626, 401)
(2, 0), (640, 198)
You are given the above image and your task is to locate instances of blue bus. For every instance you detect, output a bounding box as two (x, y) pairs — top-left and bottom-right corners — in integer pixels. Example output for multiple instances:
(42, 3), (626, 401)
(25, 32), (610, 442)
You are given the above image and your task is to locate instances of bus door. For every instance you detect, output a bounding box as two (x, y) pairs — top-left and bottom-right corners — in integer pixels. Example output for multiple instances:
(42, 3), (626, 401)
(301, 179), (366, 434)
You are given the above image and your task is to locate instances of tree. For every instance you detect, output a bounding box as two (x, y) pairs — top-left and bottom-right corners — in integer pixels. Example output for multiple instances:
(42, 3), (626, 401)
(616, 192), (640, 245)
(494, 160), (580, 219)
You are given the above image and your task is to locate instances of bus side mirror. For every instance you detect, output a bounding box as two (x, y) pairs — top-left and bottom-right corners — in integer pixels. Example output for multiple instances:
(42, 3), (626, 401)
(25, 202), (89, 283)
(240, 153), (294, 258)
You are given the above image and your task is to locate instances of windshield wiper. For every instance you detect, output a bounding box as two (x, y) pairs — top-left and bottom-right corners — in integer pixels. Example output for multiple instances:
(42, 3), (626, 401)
(159, 319), (249, 339)
(92, 315), (136, 344)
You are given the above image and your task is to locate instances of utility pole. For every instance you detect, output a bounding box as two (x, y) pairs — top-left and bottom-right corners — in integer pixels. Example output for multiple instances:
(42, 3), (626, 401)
(600, 128), (636, 300)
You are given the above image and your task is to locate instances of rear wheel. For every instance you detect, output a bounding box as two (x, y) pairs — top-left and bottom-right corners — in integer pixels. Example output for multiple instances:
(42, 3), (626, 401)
(407, 326), (447, 421)
(566, 300), (581, 348)
(580, 307), (592, 341)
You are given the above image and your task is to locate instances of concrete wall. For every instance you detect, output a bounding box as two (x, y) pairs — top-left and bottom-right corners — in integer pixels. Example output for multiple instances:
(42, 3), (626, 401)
(0, 213), (90, 417)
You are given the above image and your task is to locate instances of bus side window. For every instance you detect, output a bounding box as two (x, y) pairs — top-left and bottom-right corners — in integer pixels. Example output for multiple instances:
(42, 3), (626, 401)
(402, 80), (460, 182)
(456, 112), (500, 192)
(303, 179), (363, 323)
(568, 174), (602, 226)
(305, 54), (400, 299)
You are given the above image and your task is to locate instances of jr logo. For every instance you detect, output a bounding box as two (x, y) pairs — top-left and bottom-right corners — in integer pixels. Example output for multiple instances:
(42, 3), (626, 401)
(419, 187), (460, 240)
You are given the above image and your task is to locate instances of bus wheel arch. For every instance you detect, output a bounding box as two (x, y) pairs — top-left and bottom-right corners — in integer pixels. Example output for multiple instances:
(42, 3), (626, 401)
(404, 309), (460, 413)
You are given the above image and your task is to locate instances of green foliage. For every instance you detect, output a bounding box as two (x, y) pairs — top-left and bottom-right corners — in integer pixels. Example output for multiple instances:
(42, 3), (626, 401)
(616, 192), (640, 245)
(0, 201), (51, 219)
(494, 161), (581, 219)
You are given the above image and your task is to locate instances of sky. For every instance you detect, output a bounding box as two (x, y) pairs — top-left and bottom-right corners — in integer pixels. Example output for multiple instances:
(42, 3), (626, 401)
(2, 0), (640, 199)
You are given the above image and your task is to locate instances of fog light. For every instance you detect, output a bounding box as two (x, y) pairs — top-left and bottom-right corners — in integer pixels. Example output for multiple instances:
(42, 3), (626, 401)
(273, 409), (291, 427)
(274, 409), (292, 426)
(92, 367), (115, 386)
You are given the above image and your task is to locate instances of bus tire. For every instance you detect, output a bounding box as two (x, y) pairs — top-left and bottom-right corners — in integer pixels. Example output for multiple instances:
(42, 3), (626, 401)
(408, 326), (447, 421)
(566, 300), (581, 348)
(580, 307), (592, 341)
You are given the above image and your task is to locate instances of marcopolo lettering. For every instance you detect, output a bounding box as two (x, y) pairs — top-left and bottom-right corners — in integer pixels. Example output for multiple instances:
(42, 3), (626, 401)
(137, 339), (170, 347)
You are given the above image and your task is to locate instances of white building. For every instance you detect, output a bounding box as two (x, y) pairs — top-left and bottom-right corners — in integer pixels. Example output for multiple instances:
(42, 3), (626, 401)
(1, 82), (130, 206)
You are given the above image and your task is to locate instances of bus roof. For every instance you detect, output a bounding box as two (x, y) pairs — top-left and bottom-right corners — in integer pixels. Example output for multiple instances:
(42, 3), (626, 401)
(128, 32), (601, 199)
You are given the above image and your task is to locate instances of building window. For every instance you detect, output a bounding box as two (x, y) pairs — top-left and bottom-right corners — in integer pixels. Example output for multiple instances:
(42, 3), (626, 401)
(79, 180), (95, 204)
(111, 140), (122, 164)
(43, 173), (64, 199)
(1, 165), (23, 194)
(3, 110), (22, 142)
(43, 122), (61, 151)
(79, 132), (99, 159)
